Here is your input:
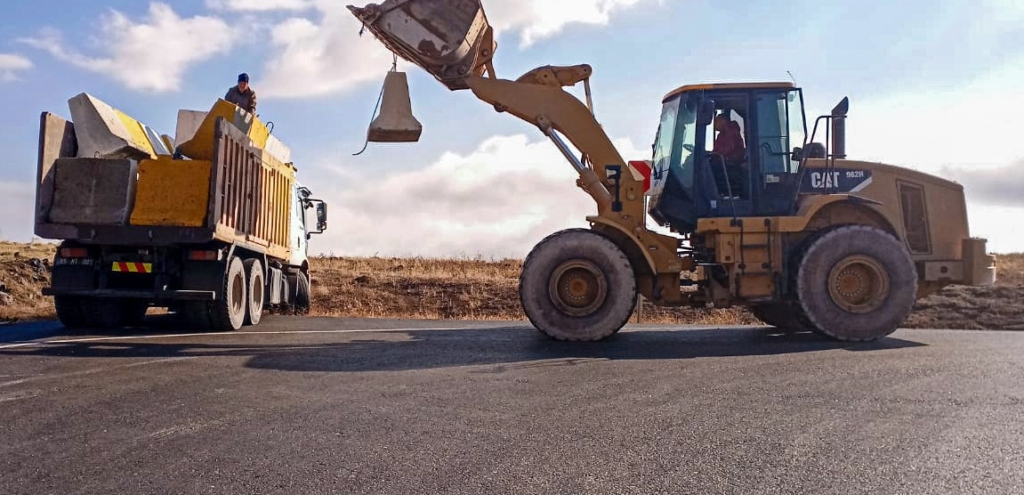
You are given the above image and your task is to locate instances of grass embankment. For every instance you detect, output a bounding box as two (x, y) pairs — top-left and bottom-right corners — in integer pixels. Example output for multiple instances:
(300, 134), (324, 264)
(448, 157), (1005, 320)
(2, 241), (1022, 330)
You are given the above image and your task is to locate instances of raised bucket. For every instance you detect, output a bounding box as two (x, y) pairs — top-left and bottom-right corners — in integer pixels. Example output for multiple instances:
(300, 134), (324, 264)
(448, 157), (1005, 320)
(348, 0), (495, 90)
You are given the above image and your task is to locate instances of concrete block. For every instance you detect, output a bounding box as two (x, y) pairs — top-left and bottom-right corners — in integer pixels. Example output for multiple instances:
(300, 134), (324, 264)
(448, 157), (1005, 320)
(49, 158), (138, 225)
(36, 112), (78, 229)
(175, 109), (207, 149)
(68, 93), (160, 160)
(264, 133), (292, 164)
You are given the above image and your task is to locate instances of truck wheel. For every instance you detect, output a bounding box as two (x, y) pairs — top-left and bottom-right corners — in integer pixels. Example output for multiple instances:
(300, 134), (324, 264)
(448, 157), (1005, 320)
(294, 271), (311, 315)
(54, 296), (89, 329)
(243, 258), (265, 326)
(209, 256), (247, 331)
(796, 225), (917, 341)
(519, 229), (637, 342)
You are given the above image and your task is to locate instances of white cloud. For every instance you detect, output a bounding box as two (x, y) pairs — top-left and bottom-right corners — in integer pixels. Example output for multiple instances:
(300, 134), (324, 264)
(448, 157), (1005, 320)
(307, 133), (648, 258)
(0, 53), (33, 82)
(0, 182), (36, 243)
(487, 0), (658, 48)
(18, 3), (240, 93)
(253, 0), (657, 98)
(205, 0), (312, 11)
(257, 0), (398, 98)
(846, 58), (1024, 172)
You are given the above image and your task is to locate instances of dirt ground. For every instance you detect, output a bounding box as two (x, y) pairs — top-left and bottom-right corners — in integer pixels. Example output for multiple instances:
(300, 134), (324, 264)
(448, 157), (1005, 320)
(1, 241), (1021, 331)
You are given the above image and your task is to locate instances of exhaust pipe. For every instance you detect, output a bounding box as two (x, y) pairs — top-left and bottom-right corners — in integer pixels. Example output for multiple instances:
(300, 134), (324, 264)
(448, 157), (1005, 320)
(831, 96), (849, 159)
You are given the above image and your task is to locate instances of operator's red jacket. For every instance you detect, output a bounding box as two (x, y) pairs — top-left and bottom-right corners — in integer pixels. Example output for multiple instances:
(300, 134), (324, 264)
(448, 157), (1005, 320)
(714, 121), (745, 165)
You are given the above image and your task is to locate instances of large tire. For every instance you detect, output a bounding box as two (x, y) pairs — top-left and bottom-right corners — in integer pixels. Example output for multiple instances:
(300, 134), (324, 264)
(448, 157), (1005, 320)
(294, 270), (311, 315)
(519, 229), (637, 342)
(796, 225), (917, 342)
(208, 256), (247, 331)
(243, 258), (265, 326)
(54, 296), (89, 329)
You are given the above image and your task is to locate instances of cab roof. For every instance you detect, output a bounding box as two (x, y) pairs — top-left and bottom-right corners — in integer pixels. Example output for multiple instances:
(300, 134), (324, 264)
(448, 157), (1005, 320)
(662, 82), (795, 103)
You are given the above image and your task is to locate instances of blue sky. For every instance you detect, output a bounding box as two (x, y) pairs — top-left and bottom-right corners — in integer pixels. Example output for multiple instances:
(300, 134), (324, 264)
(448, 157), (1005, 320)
(1, 0), (1022, 256)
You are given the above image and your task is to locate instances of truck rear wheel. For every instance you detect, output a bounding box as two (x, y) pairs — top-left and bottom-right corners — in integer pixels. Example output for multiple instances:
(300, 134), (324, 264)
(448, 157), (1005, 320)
(519, 229), (637, 342)
(54, 296), (89, 329)
(209, 256), (247, 331)
(243, 258), (264, 326)
(796, 225), (917, 341)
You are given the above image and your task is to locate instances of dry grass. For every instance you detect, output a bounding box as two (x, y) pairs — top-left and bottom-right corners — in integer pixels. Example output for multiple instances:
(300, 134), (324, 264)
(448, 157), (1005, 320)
(1, 240), (1021, 331)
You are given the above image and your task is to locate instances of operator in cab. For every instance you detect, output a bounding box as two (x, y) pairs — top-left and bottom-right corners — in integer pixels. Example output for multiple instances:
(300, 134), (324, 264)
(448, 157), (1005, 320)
(225, 72), (257, 114)
(712, 113), (745, 166)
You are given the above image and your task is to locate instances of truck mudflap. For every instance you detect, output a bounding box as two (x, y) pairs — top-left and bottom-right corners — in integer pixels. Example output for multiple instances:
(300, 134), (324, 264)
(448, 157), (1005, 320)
(41, 288), (216, 301)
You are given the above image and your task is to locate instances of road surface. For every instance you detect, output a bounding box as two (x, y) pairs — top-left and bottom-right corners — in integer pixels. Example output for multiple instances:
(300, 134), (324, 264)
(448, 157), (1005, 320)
(1, 317), (1022, 494)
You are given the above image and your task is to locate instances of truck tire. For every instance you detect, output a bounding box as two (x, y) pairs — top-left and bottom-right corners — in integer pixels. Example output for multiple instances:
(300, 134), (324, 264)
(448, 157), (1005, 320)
(243, 258), (264, 326)
(796, 225), (917, 342)
(209, 256), (247, 331)
(294, 270), (311, 315)
(54, 296), (89, 329)
(519, 228), (636, 342)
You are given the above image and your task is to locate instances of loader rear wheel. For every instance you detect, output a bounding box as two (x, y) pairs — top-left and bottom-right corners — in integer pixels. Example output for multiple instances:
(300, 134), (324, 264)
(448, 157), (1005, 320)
(796, 225), (917, 342)
(519, 229), (637, 342)
(243, 258), (264, 326)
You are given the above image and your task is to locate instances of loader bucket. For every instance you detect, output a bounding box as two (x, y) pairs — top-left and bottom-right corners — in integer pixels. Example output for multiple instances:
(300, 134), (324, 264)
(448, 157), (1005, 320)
(348, 0), (495, 90)
(368, 71), (422, 142)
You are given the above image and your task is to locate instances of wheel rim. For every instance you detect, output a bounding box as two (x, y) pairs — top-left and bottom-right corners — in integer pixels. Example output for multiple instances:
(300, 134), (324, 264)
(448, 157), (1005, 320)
(547, 260), (608, 317)
(231, 271), (245, 315)
(827, 255), (890, 314)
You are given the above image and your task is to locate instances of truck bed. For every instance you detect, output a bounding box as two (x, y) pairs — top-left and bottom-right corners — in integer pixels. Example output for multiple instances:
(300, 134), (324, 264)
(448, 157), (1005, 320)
(35, 112), (296, 261)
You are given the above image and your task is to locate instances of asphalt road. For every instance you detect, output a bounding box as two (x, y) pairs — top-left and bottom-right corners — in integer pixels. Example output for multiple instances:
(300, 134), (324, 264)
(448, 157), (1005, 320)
(1, 317), (1023, 495)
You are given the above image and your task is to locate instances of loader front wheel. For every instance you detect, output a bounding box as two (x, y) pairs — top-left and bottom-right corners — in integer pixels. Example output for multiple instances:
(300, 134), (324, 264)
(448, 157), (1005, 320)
(519, 229), (637, 342)
(796, 225), (917, 342)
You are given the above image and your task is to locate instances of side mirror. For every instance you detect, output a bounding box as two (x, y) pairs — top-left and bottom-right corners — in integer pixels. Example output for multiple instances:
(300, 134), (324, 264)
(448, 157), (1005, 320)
(791, 147), (803, 162)
(697, 99), (716, 127)
(316, 202), (328, 232)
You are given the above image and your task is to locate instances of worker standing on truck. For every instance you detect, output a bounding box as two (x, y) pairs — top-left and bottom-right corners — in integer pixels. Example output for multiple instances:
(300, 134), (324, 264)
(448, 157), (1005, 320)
(225, 73), (257, 114)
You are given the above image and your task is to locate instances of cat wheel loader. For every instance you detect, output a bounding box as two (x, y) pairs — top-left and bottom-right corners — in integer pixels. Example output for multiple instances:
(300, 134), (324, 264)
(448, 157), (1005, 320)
(347, 0), (996, 342)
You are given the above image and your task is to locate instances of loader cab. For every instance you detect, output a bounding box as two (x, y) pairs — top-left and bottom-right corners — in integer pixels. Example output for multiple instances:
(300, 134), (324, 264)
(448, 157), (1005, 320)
(647, 82), (811, 234)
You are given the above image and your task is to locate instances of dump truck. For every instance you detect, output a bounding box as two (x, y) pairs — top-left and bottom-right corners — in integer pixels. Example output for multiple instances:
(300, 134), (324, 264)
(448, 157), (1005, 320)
(347, 0), (996, 342)
(34, 94), (328, 331)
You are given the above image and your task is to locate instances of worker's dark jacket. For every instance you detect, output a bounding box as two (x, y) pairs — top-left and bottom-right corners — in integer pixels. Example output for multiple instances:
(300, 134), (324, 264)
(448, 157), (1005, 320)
(225, 86), (257, 113)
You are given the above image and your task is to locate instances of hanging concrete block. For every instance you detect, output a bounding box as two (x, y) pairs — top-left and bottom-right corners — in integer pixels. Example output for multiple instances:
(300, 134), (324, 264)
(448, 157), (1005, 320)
(368, 71), (423, 143)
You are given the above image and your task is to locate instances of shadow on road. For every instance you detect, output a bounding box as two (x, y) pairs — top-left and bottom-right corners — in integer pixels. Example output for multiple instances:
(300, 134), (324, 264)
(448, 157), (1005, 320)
(0, 322), (926, 373)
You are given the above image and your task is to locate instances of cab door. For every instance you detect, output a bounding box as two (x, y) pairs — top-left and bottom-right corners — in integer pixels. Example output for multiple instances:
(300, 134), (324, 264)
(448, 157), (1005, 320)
(749, 89), (807, 217)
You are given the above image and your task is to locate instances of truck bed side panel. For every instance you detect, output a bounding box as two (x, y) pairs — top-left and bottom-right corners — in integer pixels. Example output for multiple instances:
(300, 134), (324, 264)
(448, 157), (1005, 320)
(210, 119), (294, 261)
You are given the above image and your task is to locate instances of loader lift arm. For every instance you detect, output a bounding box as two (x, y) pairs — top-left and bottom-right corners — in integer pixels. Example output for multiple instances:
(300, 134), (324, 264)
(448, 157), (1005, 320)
(348, 0), (686, 293)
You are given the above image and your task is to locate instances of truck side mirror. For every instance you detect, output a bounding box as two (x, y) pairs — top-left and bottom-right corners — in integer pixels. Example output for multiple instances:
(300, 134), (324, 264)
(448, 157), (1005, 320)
(698, 99), (716, 127)
(316, 202), (327, 232)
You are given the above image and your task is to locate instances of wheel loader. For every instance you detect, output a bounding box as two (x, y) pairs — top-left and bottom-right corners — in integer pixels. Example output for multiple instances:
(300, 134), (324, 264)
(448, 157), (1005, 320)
(347, 0), (996, 342)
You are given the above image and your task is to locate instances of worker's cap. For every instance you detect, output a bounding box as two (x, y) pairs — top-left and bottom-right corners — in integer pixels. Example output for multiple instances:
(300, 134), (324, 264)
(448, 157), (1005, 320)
(237, 73), (250, 83)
